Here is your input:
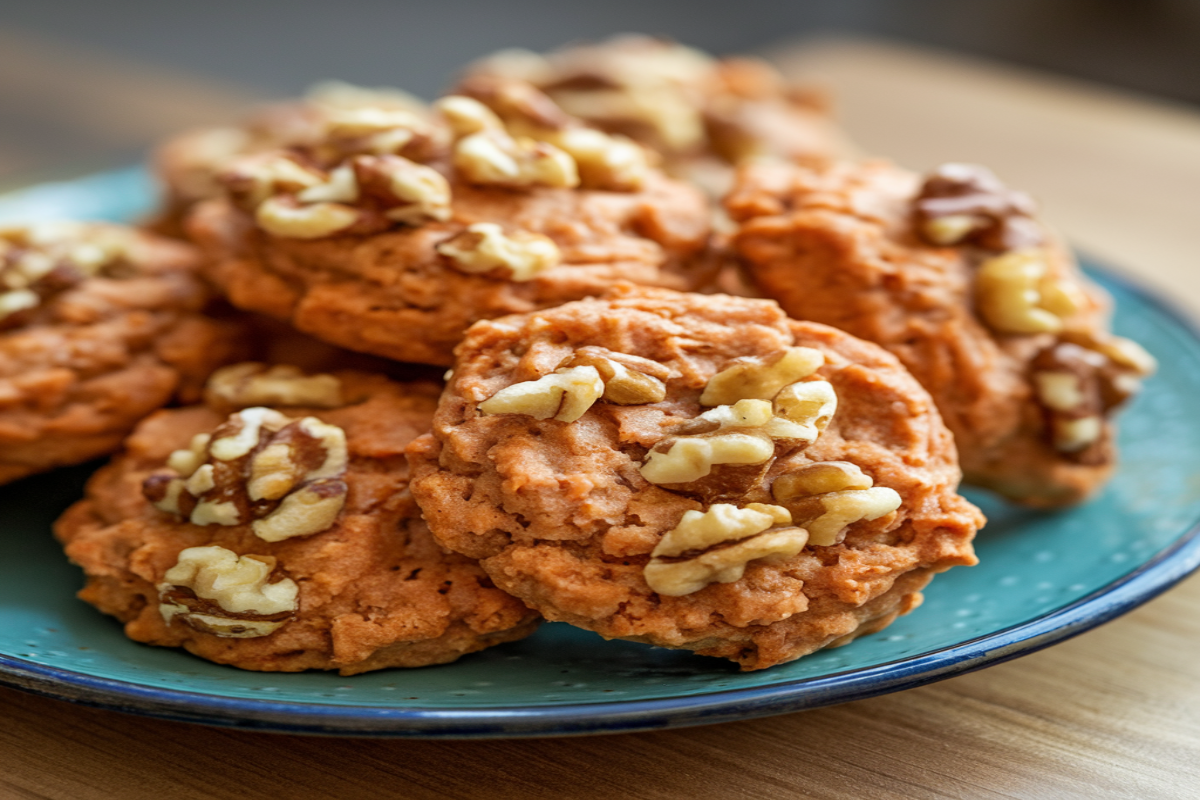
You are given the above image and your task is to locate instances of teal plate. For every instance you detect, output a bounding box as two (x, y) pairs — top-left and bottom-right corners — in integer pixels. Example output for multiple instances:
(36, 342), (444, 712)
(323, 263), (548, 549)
(2, 169), (1199, 738)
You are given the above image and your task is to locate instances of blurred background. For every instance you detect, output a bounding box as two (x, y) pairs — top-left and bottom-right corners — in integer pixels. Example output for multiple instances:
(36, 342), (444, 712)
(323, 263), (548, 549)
(2, 0), (1199, 181)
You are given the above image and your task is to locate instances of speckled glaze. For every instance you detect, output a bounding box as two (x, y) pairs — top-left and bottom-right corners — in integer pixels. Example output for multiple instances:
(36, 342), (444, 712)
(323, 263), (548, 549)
(1, 169), (1198, 737)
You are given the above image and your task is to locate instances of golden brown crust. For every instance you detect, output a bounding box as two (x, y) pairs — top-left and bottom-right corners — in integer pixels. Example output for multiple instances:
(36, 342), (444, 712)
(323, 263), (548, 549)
(188, 172), (714, 366)
(0, 225), (246, 485)
(54, 371), (540, 674)
(408, 287), (980, 670)
(727, 160), (1136, 507)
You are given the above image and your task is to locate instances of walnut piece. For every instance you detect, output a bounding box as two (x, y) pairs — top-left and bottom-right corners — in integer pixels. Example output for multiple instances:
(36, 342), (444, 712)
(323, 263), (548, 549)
(0, 223), (134, 324)
(772, 461), (901, 546)
(143, 407), (349, 542)
(538, 127), (649, 191)
(478, 365), (605, 422)
(438, 95), (578, 189)
(643, 503), (807, 596)
(1030, 337), (1153, 458)
(352, 154), (452, 224)
(642, 383), (836, 502)
(451, 78), (651, 191)
(437, 223), (561, 281)
(557, 346), (669, 405)
(640, 429), (775, 485)
(455, 130), (579, 189)
(205, 363), (344, 410)
(158, 546), (298, 638)
(255, 196), (360, 239)
(700, 347), (824, 406)
(913, 163), (1043, 251)
(975, 250), (1085, 335)
(222, 153), (326, 209)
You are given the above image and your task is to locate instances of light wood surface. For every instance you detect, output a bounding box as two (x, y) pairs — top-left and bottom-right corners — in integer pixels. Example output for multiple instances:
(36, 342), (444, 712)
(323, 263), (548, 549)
(2, 32), (1200, 800)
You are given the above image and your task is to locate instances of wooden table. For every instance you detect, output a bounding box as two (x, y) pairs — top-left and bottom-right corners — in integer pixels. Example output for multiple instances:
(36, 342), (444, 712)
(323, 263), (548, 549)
(2, 30), (1200, 800)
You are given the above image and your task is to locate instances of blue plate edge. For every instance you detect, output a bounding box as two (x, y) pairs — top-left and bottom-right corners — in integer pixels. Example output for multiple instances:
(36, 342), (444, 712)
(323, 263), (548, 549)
(1, 169), (1198, 737)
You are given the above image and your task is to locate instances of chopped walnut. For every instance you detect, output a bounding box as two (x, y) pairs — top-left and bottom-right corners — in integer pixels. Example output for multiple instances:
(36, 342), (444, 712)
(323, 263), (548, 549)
(975, 250), (1086, 335)
(556, 346), (669, 405)
(452, 78), (651, 192)
(436, 223), (561, 281)
(0, 223), (134, 324)
(205, 363), (344, 410)
(454, 129), (579, 189)
(772, 461), (901, 546)
(158, 546), (298, 638)
(486, 36), (715, 154)
(643, 503), (807, 596)
(913, 163), (1043, 251)
(221, 153), (326, 209)
(1030, 337), (1153, 459)
(541, 127), (649, 191)
(640, 429), (776, 486)
(143, 407), (349, 542)
(700, 347), (824, 406)
(772, 380), (838, 442)
(352, 154), (452, 224)
(255, 196), (361, 239)
(643, 376), (836, 503)
(478, 366), (605, 422)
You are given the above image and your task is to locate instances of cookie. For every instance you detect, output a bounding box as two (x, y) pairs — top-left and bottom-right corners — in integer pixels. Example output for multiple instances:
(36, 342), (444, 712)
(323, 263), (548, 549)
(185, 83), (714, 366)
(408, 287), (981, 670)
(462, 35), (849, 196)
(726, 160), (1156, 507)
(55, 366), (539, 674)
(0, 222), (246, 485)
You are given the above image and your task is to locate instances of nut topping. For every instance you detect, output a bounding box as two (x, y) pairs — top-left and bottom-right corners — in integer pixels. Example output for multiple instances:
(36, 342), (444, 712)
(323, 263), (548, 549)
(913, 163), (1043, 251)
(643, 503), (807, 596)
(255, 196), (361, 239)
(1030, 337), (1154, 459)
(438, 95), (579, 189)
(158, 546), (298, 638)
(772, 461), (901, 546)
(205, 363), (344, 411)
(0, 223), (134, 325)
(974, 250), (1085, 335)
(556, 346), (669, 405)
(478, 366), (605, 422)
(143, 408), (349, 542)
(437, 223), (561, 281)
(451, 78), (651, 191)
(700, 347), (824, 406)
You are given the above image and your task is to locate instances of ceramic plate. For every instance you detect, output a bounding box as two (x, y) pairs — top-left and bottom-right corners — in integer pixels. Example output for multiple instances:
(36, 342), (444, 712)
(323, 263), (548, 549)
(2, 168), (1199, 738)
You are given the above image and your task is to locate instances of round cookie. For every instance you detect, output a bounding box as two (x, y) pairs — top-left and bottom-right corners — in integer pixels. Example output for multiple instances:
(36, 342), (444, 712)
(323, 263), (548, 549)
(725, 160), (1156, 507)
(55, 366), (540, 674)
(462, 35), (850, 196)
(0, 222), (245, 485)
(184, 83), (714, 366)
(408, 287), (981, 670)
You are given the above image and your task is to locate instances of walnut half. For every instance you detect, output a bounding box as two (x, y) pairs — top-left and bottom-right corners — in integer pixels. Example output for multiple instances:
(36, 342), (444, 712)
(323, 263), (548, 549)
(205, 363), (344, 411)
(437, 223), (561, 281)
(158, 546), (298, 638)
(644, 503), (808, 596)
(143, 407), (349, 542)
(974, 250), (1085, 335)
(772, 461), (901, 546)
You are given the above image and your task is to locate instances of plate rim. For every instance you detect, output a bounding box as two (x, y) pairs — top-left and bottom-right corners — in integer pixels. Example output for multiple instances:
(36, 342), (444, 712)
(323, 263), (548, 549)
(1, 167), (1198, 737)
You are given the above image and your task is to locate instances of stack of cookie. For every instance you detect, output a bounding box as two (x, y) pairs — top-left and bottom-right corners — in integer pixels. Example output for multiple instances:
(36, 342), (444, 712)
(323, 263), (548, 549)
(4, 35), (1151, 674)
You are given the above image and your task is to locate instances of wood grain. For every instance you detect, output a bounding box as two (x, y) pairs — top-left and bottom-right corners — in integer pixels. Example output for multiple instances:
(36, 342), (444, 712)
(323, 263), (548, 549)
(1, 32), (1200, 800)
